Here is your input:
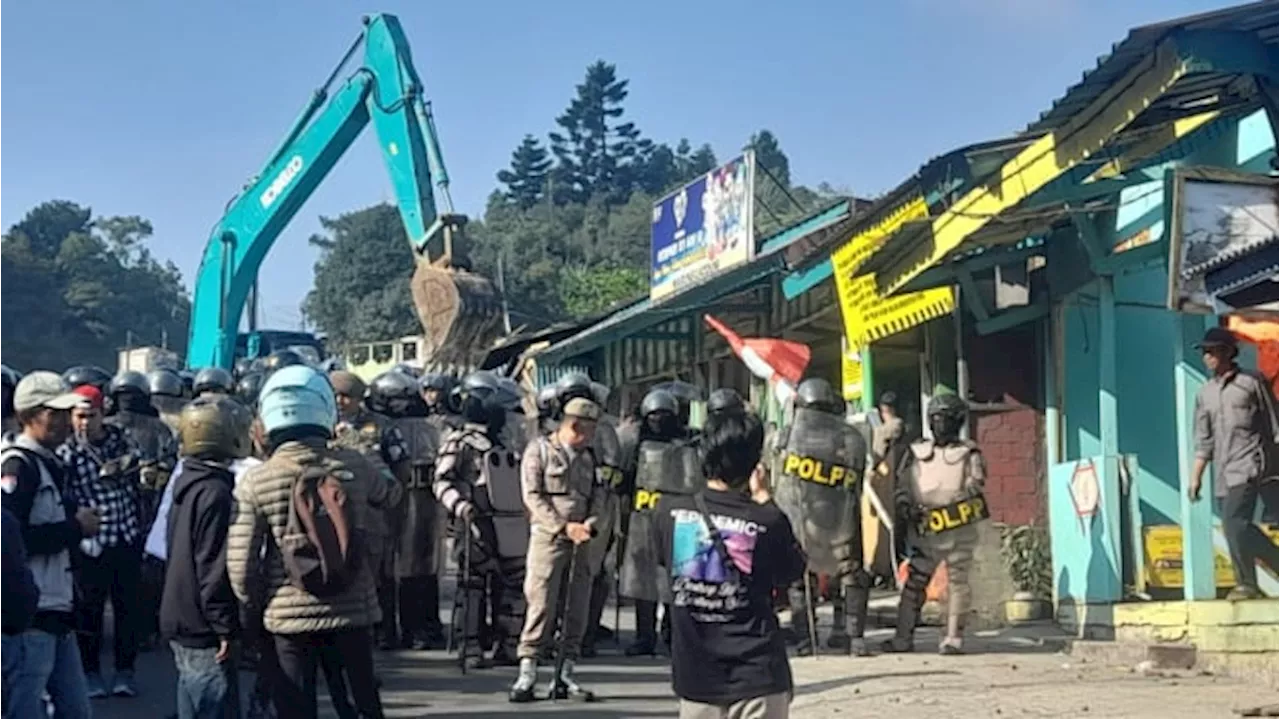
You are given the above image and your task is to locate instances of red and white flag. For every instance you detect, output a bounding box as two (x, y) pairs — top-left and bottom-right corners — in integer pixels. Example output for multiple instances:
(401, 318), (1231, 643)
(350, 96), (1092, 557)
(703, 314), (811, 405)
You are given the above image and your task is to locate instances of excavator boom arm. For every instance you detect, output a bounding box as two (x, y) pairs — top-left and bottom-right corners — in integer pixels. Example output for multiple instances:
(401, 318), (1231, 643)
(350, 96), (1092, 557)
(187, 14), (489, 369)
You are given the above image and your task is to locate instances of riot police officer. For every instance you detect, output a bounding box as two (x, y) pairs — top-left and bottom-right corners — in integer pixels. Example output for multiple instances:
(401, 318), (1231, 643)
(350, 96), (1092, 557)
(420, 373), (461, 433)
(619, 388), (702, 656)
(773, 377), (870, 656)
(107, 371), (179, 494)
(551, 374), (623, 657)
(329, 370), (409, 650)
(148, 369), (188, 435)
(883, 393), (987, 655)
(193, 367), (236, 399)
(371, 370), (447, 650)
(433, 371), (528, 669)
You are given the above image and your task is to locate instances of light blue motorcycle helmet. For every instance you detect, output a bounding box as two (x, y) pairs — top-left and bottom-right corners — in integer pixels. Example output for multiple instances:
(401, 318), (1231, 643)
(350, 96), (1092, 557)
(258, 364), (338, 437)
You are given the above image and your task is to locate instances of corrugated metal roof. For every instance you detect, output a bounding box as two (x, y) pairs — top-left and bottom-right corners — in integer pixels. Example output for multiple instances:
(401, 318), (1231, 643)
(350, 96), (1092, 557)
(1026, 1), (1277, 135)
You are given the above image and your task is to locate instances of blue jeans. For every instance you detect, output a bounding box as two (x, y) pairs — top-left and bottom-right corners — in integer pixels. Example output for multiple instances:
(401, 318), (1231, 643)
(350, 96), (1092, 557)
(171, 642), (240, 719)
(2, 628), (91, 719)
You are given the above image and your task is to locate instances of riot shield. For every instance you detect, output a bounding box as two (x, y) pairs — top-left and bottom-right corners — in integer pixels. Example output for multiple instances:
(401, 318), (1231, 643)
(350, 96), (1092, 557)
(774, 407), (866, 574)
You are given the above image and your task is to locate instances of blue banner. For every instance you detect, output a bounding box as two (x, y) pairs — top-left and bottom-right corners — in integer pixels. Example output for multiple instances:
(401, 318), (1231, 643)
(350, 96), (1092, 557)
(650, 154), (755, 301)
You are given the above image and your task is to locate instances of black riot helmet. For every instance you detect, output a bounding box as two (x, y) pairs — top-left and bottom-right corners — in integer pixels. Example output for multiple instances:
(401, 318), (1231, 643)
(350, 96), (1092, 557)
(371, 370), (418, 417)
(262, 349), (305, 375)
(554, 373), (595, 407)
(236, 371), (265, 409)
(179, 370), (196, 398)
(148, 369), (186, 398)
(535, 385), (559, 421)
(795, 377), (843, 415)
(926, 393), (969, 445)
(455, 370), (521, 427)
(651, 380), (700, 427)
(420, 372), (451, 392)
(639, 388), (682, 440)
(63, 365), (113, 392)
(707, 388), (745, 418)
(419, 372), (453, 413)
(193, 367), (236, 397)
(109, 370), (151, 399)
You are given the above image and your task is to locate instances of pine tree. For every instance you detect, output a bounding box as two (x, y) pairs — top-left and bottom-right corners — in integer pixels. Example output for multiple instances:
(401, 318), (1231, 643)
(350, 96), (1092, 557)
(750, 129), (790, 188)
(548, 61), (650, 205)
(496, 135), (552, 210)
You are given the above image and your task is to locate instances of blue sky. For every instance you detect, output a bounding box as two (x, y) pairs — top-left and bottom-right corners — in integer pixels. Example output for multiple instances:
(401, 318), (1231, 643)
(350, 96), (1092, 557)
(1, 0), (1236, 330)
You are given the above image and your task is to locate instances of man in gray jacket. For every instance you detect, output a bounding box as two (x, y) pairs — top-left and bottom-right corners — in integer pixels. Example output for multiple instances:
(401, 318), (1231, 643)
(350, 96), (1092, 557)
(1188, 327), (1279, 600)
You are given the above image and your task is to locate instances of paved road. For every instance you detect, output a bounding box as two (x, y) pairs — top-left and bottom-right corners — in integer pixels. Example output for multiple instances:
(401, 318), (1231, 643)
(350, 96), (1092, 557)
(91, 622), (1274, 718)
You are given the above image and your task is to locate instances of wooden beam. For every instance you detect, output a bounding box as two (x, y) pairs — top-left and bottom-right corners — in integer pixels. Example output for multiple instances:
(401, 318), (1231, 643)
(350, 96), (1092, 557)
(975, 302), (1048, 336)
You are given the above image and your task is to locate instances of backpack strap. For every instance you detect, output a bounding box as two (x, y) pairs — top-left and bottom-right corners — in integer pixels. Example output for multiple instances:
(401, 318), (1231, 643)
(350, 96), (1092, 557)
(691, 491), (742, 584)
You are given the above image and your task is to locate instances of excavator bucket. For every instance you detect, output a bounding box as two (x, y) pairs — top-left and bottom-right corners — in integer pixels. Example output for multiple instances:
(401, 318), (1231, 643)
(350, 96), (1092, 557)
(409, 260), (504, 368)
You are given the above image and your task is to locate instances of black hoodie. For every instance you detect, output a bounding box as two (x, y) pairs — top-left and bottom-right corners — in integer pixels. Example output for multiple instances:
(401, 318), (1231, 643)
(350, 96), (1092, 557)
(160, 457), (239, 648)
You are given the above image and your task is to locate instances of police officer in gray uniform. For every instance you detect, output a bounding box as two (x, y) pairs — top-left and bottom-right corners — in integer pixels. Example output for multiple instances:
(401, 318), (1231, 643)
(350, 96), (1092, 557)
(620, 387), (702, 656)
(433, 371), (528, 668)
(883, 393), (987, 655)
(774, 377), (870, 656)
(371, 370), (448, 650)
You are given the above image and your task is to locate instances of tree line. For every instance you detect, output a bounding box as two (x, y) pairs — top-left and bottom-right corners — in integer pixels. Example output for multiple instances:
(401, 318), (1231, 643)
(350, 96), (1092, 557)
(1, 201), (190, 371)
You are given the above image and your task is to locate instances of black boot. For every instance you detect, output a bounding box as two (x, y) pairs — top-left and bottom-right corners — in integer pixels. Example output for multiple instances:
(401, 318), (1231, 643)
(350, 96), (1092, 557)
(627, 601), (658, 656)
(880, 577), (925, 654)
(845, 580), (872, 657)
(788, 584), (817, 657)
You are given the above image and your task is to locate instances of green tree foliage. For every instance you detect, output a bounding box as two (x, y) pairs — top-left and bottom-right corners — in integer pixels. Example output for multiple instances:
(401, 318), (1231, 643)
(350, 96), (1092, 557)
(307, 60), (843, 334)
(303, 203), (421, 348)
(549, 61), (652, 206)
(496, 135), (553, 210)
(1, 201), (190, 372)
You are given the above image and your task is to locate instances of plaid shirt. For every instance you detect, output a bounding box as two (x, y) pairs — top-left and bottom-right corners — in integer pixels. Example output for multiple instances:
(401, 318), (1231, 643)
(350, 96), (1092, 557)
(57, 425), (145, 548)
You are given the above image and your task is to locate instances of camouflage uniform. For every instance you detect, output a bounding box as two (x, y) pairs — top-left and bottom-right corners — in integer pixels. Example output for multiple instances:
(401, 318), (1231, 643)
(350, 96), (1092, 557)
(434, 423), (528, 664)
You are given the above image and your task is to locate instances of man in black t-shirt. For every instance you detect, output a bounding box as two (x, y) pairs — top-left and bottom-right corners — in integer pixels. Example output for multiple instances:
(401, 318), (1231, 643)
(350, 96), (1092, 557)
(653, 408), (806, 719)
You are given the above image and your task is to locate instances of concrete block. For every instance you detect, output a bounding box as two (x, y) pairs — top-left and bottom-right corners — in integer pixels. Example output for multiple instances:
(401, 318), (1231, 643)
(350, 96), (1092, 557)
(1188, 598), (1278, 627)
(1190, 623), (1279, 653)
(1145, 643), (1197, 669)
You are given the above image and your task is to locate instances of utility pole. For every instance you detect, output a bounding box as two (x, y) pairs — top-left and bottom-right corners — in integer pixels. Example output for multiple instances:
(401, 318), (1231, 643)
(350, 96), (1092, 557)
(497, 250), (513, 336)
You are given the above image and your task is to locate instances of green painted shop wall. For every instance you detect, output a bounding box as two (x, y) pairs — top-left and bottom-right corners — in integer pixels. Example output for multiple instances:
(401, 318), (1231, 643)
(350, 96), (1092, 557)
(1056, 109), (1275, 526)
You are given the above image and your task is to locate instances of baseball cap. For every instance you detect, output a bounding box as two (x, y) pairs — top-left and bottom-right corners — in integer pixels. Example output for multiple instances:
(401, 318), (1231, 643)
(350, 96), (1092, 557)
(1194, 327), (1239, 349)
(72, 385), (104, 410)
(14, 371), (85, 412)
(562, 397), (601, 422)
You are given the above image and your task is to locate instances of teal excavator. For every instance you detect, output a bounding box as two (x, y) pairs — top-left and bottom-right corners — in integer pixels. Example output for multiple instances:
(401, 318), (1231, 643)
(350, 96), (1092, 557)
(186, 13), (502, 370)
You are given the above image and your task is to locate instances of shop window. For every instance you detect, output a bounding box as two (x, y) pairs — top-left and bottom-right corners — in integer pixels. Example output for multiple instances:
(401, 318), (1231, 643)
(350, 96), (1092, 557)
(349, 346), (370, 365)
(402, 341), (418, 361)
(373, 343), (394, 363)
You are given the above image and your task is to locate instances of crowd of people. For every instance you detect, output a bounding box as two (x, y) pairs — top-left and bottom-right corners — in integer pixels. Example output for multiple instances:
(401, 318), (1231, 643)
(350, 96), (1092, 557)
(1, 347), (1001, 719)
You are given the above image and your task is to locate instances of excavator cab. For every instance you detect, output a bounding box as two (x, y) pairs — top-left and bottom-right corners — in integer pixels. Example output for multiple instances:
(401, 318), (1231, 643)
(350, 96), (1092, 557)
(408, 213), (503, 369)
